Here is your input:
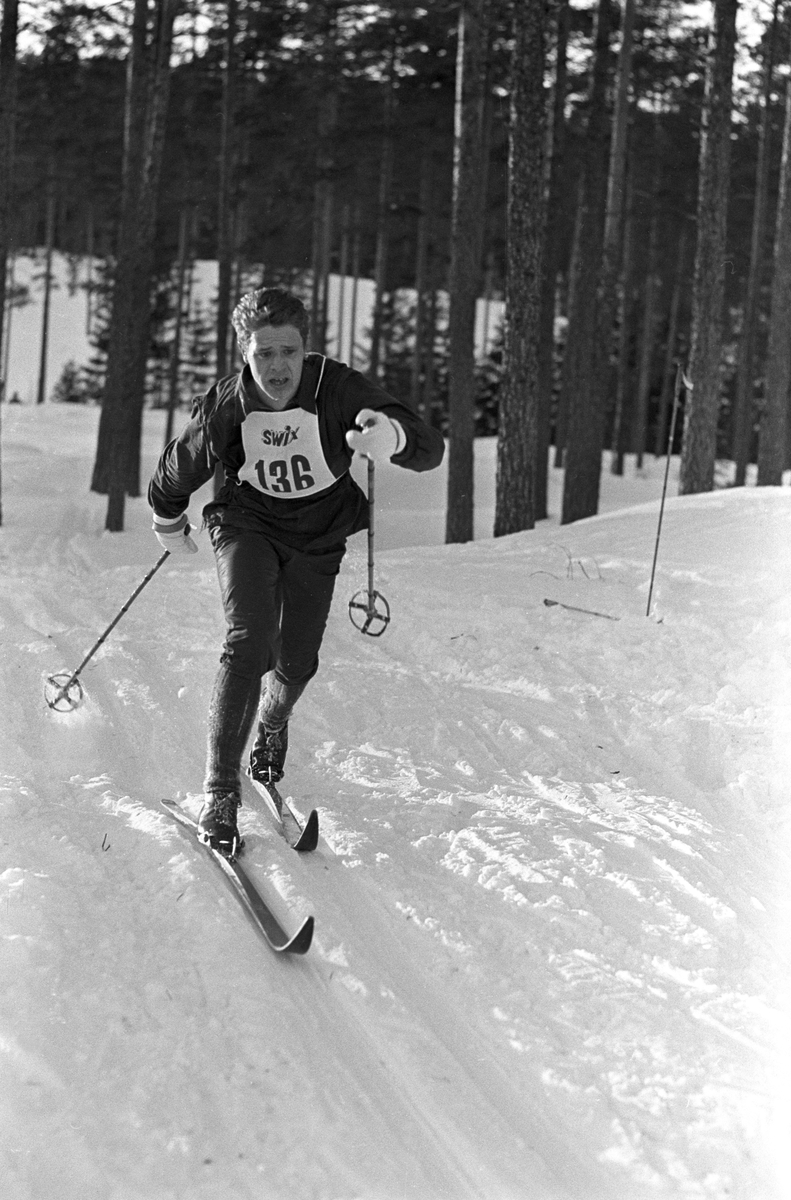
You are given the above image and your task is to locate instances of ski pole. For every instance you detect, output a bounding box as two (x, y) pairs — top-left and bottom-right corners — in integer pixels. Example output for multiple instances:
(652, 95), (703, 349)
(543, 598), (619, 621)
(348, 456), (391, 636)
(45, 549), (171, 711)
(646, 365), (689, 619)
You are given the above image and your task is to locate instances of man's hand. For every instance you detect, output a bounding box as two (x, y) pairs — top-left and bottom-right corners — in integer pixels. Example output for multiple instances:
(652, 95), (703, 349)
(152, 512), (198, 554)
(345, 408), (405, 463)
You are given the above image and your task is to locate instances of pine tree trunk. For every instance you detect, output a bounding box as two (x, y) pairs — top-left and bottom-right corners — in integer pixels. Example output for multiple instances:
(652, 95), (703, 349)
(411, 143), (433, 415)
(654, 217), (689, 456)
(91, 0), (150, 516)
(494, 0), (547, 537)
(633, 170), (661, 466)
(310, 92), (337, 354)
(560, 0), (613, 525)
(336, 203), (349, 360)
(85, 204), (94, 337)
(634, 261), (659, 467)
(215, 0), (237, 381)
(445, 0), (491, 544)
(536, 0), (569, 519)
(130, 0), (178, 496)
(308, 8), (339, 355)
(554, 204), (583, 469)
(423, 280), (438, 422)
(610, 185), (635, 476)
(679, 0), (738, 495)
(349, 216), (360, 369)
(594, 0), (635, 461)
(368, 79), (395, 381)
(90, 0), (177, 530)
(481, 253), (494, 358)
(731, 0), (779, 486)
(165, 206), (191, 446)
(1, 248), (14, 389)
(0, 0), (19, 392)
(319, 175), (334, 353)
(758, 73), (791, 485)
(36, 177), (56, 405)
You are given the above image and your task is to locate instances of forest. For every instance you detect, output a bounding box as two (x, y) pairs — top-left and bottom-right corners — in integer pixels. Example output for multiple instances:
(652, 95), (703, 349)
(0, 0), (789, 537)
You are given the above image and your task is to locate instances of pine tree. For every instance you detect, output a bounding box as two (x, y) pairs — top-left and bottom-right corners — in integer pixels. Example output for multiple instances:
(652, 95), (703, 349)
(731, 0), (780, 486)
(493, 0), (547, 536)
(90, 0), (178, 531)
(595, 0), (636, 461)
(560, 0), (613, 525)
(0, 0), (19, 410)
(757, 70), (791, 485)
(680, 0), (738, 495)
(535, 0), (569, 519)
(215, 0), (237, 382)
(445, 0), (492, 544)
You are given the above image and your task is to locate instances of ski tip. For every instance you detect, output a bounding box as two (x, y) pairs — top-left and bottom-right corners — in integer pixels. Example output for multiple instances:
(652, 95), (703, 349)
(280, 914), (314, 955)
(294, 809), (320, 853)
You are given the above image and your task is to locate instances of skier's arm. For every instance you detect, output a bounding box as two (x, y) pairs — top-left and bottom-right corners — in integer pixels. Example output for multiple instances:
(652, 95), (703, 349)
(147, 407), (217, 520)
(336, 370), (444, 472)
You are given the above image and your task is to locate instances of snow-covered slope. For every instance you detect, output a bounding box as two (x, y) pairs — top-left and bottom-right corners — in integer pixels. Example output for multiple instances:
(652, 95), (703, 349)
(1, 404), (788, 1200)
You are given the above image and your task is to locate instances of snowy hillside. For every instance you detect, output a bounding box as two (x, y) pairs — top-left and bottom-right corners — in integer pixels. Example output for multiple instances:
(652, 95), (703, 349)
(1, 404), (788, 1200)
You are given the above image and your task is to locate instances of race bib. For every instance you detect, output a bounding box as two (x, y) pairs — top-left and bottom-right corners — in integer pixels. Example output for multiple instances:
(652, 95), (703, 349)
(237, 408), (340, 499)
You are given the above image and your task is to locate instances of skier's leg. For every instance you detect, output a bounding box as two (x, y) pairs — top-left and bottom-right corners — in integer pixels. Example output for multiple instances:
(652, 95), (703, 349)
(250, 544), (345, 780)
(202, 529), (283, 845)
(276, 542), (346, 687)
(204, 663), (262, 796)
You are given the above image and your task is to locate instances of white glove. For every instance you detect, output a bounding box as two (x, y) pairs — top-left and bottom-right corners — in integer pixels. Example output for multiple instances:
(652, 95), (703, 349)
(152, 512), (198, 554)
(345, 408), (406, 463)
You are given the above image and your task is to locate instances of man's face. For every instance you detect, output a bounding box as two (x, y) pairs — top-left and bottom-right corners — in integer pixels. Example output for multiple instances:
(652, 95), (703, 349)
(246, 324), (305, 409)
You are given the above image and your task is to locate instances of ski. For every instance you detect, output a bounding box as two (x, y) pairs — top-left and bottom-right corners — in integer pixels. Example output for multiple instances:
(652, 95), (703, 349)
(160, 799), (314, 955)
(247, 774), (320, 853)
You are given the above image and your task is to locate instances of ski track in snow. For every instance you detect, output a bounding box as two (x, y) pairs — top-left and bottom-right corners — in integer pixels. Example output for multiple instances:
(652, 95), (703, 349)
(0, 406), (789, 1200)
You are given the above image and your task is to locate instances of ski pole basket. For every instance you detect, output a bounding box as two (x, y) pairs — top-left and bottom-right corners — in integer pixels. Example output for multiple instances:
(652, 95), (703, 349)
(348, 588), (391, 637)
(44, 671), (85, 712)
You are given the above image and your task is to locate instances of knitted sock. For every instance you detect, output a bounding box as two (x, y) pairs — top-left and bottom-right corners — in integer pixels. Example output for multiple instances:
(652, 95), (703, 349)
(256, 673), (307, 737)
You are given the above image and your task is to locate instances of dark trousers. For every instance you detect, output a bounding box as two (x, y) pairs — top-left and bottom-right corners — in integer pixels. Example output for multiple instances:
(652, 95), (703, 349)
(204, 526), (345, 795)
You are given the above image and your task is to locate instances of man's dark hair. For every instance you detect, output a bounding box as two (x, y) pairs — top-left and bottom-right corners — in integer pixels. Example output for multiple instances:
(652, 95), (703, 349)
(232, 287), (310, 356)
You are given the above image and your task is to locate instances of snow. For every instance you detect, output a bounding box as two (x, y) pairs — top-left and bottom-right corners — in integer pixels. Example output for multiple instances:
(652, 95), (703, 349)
(0, 402), (789, 1200)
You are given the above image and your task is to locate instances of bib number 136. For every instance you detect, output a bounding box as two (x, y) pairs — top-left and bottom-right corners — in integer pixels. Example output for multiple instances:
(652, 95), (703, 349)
(254, 454), (315, 494)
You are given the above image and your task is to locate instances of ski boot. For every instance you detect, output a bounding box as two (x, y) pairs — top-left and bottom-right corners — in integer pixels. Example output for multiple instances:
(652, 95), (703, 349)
(197, 790), (242, 857)
(249, 725), (288, 785)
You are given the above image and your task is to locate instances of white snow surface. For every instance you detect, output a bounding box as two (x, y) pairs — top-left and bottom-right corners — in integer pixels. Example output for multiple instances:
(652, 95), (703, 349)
(0, 404), (789, 1200)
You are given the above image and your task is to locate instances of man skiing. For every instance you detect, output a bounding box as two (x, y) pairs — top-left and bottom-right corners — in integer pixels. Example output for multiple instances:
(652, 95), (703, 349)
(148, 287), (444, 855)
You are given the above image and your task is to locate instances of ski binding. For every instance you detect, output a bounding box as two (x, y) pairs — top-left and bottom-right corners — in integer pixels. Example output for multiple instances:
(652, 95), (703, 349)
(246, 773), (319, 853)
(161, 798), (313, 955)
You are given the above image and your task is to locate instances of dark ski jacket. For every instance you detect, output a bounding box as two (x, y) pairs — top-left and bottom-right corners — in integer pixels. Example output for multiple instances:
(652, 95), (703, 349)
(148, 354), (445, 551)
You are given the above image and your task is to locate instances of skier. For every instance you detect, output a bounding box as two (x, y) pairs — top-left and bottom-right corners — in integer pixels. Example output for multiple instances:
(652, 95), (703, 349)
(148, 287), (444, 855)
